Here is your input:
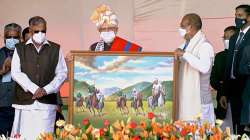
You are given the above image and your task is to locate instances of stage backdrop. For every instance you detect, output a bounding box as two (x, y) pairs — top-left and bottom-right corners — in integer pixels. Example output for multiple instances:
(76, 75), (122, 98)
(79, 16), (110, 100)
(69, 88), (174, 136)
(0, 0), (249, 54)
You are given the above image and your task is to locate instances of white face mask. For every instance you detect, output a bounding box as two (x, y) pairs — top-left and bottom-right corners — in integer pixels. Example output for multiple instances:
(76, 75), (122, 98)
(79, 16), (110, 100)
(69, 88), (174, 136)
(224, 39), (229, 50)
(178, 28), (187, 37)
(5, 38), (19, 50)
(100, 31), (116, 43)
(33, 32), (46, 44)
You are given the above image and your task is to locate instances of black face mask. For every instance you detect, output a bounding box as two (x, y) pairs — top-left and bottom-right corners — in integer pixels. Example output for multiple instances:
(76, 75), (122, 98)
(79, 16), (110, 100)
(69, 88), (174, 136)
(235, 18), (247, 28)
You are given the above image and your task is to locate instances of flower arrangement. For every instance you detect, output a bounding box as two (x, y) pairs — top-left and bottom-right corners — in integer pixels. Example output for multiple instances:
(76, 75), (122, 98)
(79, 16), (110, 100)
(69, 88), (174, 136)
(35, 112), (248, 140)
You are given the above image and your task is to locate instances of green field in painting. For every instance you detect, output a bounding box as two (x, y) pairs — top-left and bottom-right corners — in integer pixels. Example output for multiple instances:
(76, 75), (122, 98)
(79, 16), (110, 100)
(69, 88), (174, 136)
(73, 101), (173, 128)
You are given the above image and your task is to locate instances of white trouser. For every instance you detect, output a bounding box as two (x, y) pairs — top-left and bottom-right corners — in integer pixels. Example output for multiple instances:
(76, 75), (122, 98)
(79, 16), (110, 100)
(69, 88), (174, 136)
(201, 103), (216, 126)
(11, 109), (56, 140)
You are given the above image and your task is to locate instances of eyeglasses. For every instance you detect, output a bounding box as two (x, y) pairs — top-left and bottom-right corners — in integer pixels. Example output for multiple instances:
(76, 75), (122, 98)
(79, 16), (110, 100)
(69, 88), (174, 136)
(34, 30), (46, 33)
(5, 36), (19, 39)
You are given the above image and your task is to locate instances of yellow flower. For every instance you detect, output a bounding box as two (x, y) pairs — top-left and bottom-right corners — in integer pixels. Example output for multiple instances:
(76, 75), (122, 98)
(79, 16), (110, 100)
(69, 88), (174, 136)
(127, 117), (131, 124)
(110, 126), (114, 134)
(56, 119), (66, 127)
(86, 125), (94, 134)
(64, 124), (75, 132)
(113, 121), (122, 130)
(225, 127), (231, 137)
(81, 133), (88, 140)
(55, 128), (60, 137)
(215, 119), (223, 127)
(70, 127), (81, 136)
(195, 112), (202, 120)
(121, 120), (125, 128)
(92, 128), (100, 138)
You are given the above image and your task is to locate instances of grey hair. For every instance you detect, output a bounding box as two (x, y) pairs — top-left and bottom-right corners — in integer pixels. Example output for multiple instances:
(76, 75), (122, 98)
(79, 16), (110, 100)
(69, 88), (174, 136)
(4, 23), (22, 37)
(29, 16), (47, 26)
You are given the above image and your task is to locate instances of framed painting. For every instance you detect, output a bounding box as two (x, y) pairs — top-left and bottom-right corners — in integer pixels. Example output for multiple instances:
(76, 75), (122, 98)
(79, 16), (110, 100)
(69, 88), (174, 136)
(68, 51), (179, 127)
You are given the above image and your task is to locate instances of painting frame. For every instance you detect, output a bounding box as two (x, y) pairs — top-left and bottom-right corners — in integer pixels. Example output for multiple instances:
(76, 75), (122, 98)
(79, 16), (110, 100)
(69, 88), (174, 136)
(68, 51), (179, 125)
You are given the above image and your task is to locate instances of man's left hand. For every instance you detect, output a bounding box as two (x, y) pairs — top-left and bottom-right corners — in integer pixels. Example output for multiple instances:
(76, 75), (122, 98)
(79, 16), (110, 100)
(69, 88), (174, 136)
(175, 48), (185, 57)
(32, 88), (47, 99)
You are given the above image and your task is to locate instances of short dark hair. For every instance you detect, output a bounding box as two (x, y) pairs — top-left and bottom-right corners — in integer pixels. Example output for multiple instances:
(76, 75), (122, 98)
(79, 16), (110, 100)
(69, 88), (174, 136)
(224, 26), (237, 32)
(29, 16), (47, 26)
(236, 4), (250, 16)
(22, 27), (30, 40)
(4, 23), (22, 38)
(184, 13), (202, 30)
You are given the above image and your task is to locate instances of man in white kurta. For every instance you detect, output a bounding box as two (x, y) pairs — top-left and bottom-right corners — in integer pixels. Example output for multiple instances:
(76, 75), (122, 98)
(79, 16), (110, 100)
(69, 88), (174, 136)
(10, 16), (68, 140)
(175, 13), (215, 125)
(132, 88), (138, 102)
(152, 79), (163, 106)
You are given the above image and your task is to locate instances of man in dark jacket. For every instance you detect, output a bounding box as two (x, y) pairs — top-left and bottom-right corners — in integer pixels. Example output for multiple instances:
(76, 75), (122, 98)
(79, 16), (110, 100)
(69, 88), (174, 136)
(11, 16), (68, 139)
(221, 4), (250, 134)
(211, 26), (236, 119)
(237, 7), (250, 130)
(0, 23), (22, 136)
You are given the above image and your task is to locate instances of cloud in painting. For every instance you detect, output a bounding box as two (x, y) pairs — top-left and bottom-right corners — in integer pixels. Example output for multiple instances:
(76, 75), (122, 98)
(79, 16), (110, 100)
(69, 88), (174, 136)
(98, 56), (139, 72)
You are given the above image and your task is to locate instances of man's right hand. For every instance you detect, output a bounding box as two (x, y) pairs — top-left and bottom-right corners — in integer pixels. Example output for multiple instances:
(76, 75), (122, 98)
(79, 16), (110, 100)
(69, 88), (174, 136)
(32, 88), (47, 99)
(219, 96), (227, 109)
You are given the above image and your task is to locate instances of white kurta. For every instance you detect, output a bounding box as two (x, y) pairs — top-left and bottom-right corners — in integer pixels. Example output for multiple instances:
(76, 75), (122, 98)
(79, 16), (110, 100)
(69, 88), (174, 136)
(178, 31), (215, 125)
(152, 83), (162, 95)
(11, 39), (68, 140)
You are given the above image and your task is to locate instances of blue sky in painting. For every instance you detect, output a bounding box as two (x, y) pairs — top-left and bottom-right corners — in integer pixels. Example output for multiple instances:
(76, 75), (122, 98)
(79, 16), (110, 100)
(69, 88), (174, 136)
(74, 56), (174, 89)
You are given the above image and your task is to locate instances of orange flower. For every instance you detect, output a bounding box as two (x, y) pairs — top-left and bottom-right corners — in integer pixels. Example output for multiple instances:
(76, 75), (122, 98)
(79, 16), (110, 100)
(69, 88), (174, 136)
(140, 121), (147, 129)
(163, 125), (172, 133)
(199, 126), (205, 137)
(113, 131), (122, 140)
(45, 134), (53, 140)
(71, 127), (81, 136)
(61, 130), (69, 139)
(113, 121), (122, 130)
(142, 130), (149, 138)
(86, 125), (94, 134)
(81, 133), (88, 140)
(170, 135), (177, 140)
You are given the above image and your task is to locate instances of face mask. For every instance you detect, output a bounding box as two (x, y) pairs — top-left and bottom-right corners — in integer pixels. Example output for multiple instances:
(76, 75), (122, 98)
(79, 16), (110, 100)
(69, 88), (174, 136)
(100, 31), (115, 43)
(223, 39), (229, 50)
(33, 32), (46, 44)
(5, 38), (19, 50)
(235, 18), (247, 28)
(178, 28), (187, 37)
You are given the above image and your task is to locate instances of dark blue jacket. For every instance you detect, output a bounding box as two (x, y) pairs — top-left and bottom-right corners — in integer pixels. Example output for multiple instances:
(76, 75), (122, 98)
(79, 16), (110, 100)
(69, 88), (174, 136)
(0, 47), (16, 107)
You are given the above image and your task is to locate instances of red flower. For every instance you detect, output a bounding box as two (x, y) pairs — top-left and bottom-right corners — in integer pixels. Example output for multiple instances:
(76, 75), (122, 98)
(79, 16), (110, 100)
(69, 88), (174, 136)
(133, 136), (141, 140)
(148, 112), (155, 119)
(130, 121), (137, 129)
(100, 128), (105, 136)
(82, 119), (90, 125)
(104, 120), (110, 127)
(181, 129), (189, 136)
